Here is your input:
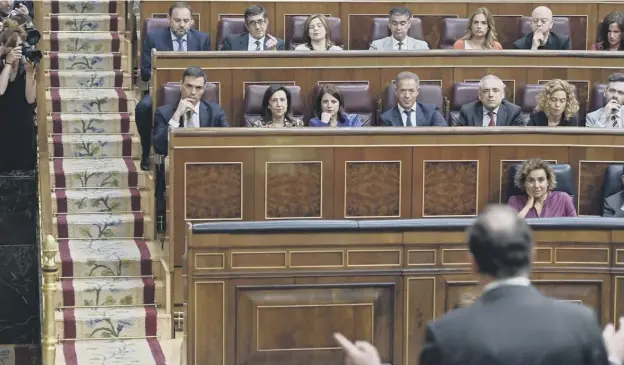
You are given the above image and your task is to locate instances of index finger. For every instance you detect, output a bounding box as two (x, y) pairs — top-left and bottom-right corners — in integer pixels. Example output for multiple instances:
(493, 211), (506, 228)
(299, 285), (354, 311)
(334, 333), (359, 355)
(268, 34), (277, 41)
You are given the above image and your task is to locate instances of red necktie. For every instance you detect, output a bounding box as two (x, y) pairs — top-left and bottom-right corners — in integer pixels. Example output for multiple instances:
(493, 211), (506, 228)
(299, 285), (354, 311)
(488, 111), (495, 127)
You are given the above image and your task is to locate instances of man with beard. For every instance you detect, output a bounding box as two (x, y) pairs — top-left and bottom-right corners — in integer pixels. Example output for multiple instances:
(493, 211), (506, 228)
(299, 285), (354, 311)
(587, 73), (624, 128)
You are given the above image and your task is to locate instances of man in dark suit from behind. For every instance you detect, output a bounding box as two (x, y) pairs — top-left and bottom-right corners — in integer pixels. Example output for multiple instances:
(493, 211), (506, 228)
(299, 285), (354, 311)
(220, 5), (285, 51)
(604, 168), (624, 218)
(419, 204), (611, 365)
(379, 72), (446, 127)
(457, 75), (525, 126)
(135, 1), (211, 170)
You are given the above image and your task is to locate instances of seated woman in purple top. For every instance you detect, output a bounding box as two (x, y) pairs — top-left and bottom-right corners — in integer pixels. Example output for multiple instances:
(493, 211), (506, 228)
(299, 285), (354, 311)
(309, 84), (363, 127)
(508, 158), (577, 218)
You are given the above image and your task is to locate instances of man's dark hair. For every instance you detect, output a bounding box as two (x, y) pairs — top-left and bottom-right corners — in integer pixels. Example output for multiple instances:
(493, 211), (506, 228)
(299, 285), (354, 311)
(608, 73), (624, 84)
(388, 7), (412, 18)
(468, 205), (533, 279)
(244, 5), (267, 22)
(168, 1), (192, 16)
(182, 66), (205, 82)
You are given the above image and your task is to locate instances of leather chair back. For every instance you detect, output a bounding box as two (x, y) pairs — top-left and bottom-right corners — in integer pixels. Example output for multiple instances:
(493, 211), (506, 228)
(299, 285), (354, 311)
(519, 17), (571, 40)
(449, 82), (479, 125)
(143, 18), (170, 37)
(288, 16), (343, 50)
(440, 18), (469, 49)
(157, 82), (219, 107)
(368, 17), (425, 45)
(312, 83), (375, 126)
(602, 164), (624, 215)
(507, 163), (575, 203)
(590, 84), (607, 112)
(243, 85), (304, 126)
(383, 83), (444, 114)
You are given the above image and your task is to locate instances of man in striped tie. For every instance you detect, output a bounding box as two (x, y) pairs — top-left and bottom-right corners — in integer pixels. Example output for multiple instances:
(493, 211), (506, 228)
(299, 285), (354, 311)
(587, 73), (624, 128)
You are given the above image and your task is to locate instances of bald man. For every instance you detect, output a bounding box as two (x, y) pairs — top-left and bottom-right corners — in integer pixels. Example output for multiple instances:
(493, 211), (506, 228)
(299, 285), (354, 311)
(514, 6), (571, 50)
(419, 205), (611, 365)
(456, 75), (524, 126)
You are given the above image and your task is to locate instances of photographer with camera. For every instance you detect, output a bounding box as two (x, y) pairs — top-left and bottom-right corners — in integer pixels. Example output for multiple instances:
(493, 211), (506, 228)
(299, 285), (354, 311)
(0, 18), (36, 172)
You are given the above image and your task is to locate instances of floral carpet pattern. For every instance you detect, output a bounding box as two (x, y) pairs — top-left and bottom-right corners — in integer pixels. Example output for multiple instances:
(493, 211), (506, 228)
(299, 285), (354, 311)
(46, 1), (172, 364)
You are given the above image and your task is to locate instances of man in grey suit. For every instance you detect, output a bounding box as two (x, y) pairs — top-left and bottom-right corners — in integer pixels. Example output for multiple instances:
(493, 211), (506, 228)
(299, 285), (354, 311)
(604, 168), (624, 217)
(587, 73), (624, 128)
(456, 75), (525, 126)
(221, 5), (285, 51)
(369, 8), (429, 51)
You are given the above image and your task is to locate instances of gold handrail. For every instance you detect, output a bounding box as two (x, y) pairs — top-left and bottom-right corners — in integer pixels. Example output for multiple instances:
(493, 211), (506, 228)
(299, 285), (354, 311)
(41, 235), (59, 365)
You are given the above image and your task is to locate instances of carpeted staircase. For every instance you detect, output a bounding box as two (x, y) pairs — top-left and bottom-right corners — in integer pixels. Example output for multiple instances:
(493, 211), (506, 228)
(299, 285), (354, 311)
(41, 1), (175, 364)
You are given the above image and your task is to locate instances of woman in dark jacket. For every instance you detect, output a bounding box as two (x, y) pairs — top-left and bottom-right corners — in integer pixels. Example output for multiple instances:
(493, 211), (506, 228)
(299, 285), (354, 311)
(528, 79), (579, 127)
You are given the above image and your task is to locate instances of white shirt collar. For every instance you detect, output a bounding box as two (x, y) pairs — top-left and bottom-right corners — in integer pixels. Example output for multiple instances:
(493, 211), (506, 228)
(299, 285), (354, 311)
(397, 104), (416, 114)
(482, 104), (500, 117)
(170, 31), (188, 43)
(249, 34), (265, 50)
(192, 101), (200, 114)
(392, 36), (407, 49)
(483, 276), (531, 293)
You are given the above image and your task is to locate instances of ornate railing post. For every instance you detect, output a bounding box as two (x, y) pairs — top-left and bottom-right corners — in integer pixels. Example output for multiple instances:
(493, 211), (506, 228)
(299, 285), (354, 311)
(41, 235), (58, 365)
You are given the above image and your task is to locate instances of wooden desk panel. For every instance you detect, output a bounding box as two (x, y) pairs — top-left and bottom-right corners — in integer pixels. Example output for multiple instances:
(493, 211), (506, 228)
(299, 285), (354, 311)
(168, 129), (624, 267)
(184, 222), (621, 365)
(151, 52), (624, 127)
(139, 0), (618, 51)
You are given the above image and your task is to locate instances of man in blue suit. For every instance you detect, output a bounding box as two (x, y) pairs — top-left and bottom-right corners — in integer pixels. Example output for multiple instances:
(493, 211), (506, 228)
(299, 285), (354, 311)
(221, 5), (285, 51)
(136, 1), (211, 170)
(380, 72), (447, 127)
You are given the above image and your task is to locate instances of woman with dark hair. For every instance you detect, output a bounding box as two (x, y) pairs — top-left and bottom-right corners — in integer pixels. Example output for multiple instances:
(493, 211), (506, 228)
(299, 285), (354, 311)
(251, 84), (303, 127)
(528, 79), (580, 127)
(294, 14), (342, 51)
(508, 158), (576, 218)
(309, 84), (362, 127)
(592, 11), (624, 51)
(0, 18), (36, 172)
(452, 7), (502, 50)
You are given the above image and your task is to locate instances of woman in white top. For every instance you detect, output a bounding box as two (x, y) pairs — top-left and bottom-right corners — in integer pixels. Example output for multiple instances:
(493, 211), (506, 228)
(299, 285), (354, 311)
(294, 14), (343, 51)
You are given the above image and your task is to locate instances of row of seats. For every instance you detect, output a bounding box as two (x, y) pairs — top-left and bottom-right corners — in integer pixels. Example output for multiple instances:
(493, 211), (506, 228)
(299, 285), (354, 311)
(510, 163), (623, 217)
(157, 81), (607, 126)
(145, 15), (577, 50)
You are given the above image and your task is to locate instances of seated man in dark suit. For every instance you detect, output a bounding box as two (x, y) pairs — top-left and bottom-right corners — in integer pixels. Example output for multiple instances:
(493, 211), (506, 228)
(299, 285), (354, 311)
(153, 66), (228, 156)
(513, 6), (571, 50)
(604, 168), (624, 217)
(379, 72), (446, 127)
(457, 75), (524, 126)
(135, 1), (211, 170)
(221, 5), (285, 51)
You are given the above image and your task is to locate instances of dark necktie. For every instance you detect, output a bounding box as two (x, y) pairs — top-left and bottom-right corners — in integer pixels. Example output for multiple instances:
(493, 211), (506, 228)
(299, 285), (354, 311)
(398, 41), (403, 50)
(175, 37), (185, 51)
(404, 109), (414, 126)
(612, 115), (620, 128)
(488, 111), (496, 127)
(255, 40), (261, 50)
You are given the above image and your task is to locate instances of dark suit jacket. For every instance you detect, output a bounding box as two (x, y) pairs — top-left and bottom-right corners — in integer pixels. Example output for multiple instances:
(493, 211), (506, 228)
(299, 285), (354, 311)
(513, 31), (571, 50)
(221, 32), (286, 51)
(604, 191), (624, 217)
(379, 102), (447, 126)
(457, 100), (525, 127)
(528, 110), (579, 126)
(141, 28), (211, 82)
(153, 100), (228, 155)
(420, 285), (609, 365)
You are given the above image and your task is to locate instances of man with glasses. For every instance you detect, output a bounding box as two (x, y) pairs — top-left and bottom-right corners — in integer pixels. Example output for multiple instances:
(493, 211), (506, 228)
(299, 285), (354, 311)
(221, 5), (285, 51)
(587, 73), (624, 128)
(369, 7), (429, 51)
(513, 6), (571, 50)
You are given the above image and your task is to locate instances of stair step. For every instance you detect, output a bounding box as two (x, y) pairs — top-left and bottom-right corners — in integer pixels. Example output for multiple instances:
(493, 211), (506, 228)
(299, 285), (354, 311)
(46, 88), (134, 114)
(56, 277), (165, 308)
(53, 213), (153, 240)
(47, 70), (129, 88)
(52, 188), (149, 214)
(57, 239), (163, 278)
(48, 14), (121, 32)
(44, 32), (124, 53)
(56, 307), (171, 340)
(45, 52), (126, 72)
(55, 338), (174, 365)
(50, 158), (149, 189)
(42, 0), (122, 16)
(48, 113), (135, 135)
(49, 134), (140, 158)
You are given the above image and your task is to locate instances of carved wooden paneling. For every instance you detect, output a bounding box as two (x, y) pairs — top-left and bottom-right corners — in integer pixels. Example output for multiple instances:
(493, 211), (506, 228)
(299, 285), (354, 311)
(192, 281), (225, 365)
(615, 276), (624, 324)
(578, 161), (611, 216)
(568, 15), (589, 51)
(236, 284), (394, 365)
(414, 14), (459, 49)
(347, 249), (402, 267)
(423, 161), (478, 216)
(265, 162), (323, 219)
(405, 277), (436, 365)
(347, 14), (384, 50)
(492, 15), (524, 50)
(185, 163), (242, 220)
(345, 161), (401, 218)
(444, 280), (479, 311)
(554, 247), (610, 264)
(534, 280), (602, 314)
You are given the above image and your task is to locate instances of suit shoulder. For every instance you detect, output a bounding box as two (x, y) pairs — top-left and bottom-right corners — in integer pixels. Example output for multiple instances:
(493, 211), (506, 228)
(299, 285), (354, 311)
(417, 102), (438, 111)
(155, 103), (175, 119)
(380, 107), (395, 120)
(190, 29), (210, 38)
(427, 305), (476, 333)
(459, 101), (478, 112)
(202, 100), (225, 110)
(502, 100), (521, 111)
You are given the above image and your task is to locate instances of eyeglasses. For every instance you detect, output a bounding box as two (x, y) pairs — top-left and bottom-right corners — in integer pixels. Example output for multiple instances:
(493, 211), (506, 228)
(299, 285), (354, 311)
(531, 18), (551, 24)
(247, 19), (266, 28)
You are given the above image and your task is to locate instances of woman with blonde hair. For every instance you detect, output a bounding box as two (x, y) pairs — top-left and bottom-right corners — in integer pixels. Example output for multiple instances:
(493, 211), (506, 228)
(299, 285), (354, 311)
(528, 79), (579, 126)
(294, 14), (342, 51)
(508, 158), (576, 218)
(453, 8), (502, 50)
